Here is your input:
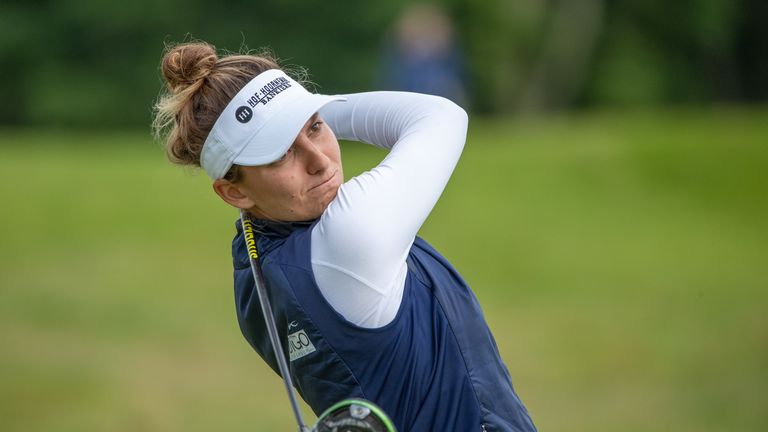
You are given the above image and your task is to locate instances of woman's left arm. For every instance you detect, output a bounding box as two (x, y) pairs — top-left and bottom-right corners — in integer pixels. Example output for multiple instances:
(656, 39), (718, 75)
(311, 92), (468, 327)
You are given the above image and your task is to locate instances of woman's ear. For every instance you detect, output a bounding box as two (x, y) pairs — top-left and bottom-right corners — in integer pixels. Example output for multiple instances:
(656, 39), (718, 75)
(212, 179), (256, 210)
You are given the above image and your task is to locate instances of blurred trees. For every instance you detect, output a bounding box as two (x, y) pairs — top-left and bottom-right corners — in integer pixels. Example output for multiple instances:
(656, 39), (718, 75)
(0, 0), (765, 127)
(456, 0), (767, 112)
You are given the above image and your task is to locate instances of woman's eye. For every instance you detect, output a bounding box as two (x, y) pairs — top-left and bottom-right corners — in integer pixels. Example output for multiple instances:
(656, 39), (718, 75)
(310, 121), (323, 132)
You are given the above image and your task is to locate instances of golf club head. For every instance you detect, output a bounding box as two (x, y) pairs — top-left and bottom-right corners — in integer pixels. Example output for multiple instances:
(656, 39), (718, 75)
(313, 399), (397, 432)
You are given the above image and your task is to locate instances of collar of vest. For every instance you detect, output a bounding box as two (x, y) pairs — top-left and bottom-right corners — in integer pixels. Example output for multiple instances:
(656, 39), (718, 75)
(232, 216), (316, 269)
(248, 217), (314, 235)
(234, 216), (316, 243)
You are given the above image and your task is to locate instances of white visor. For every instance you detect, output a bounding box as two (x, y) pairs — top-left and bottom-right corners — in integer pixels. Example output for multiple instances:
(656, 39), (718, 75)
(200, 69), (346, 179)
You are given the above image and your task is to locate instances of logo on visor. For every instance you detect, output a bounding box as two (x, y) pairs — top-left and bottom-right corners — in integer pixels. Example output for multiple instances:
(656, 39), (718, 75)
(246, 77), (292, 108)
(235, 106), (253, 123)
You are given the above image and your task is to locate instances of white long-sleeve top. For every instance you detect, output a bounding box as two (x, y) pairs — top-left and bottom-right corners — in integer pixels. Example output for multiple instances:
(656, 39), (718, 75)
(312, 92), (468, 328)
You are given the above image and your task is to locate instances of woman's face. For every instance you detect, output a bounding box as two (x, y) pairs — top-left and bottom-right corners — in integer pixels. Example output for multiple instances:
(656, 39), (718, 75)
(213, 113), (344, 222)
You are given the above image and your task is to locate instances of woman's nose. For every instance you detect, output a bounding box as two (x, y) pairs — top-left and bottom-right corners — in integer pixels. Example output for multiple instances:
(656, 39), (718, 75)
(295, 135), (330, 174)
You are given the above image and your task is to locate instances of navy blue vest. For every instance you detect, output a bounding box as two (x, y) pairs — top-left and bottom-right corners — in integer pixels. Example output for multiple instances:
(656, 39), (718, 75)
(232, 219), (536, 432)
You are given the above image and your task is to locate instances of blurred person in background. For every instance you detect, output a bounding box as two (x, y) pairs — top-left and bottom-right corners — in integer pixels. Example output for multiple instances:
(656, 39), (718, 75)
(378, 4), (469, 107)
(154, 41), (536, 432)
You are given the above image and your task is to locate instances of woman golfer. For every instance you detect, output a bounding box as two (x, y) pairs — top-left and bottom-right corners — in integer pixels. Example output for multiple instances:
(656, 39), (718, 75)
(154, 42), (536, 432)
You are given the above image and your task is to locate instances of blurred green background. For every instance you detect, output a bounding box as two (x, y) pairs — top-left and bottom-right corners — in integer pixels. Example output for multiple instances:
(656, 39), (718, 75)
(1, 1), (767, 431)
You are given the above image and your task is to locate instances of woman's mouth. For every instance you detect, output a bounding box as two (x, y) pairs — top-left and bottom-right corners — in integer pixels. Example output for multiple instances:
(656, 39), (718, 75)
(309, 170), (338, 192)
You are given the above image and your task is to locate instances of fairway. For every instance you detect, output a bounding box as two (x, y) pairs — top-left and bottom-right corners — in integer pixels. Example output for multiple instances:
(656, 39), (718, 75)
(1, 108), (767, 431)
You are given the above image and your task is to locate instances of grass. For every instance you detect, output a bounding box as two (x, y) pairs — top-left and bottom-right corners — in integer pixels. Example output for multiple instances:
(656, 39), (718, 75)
(1, 107), (766, 431)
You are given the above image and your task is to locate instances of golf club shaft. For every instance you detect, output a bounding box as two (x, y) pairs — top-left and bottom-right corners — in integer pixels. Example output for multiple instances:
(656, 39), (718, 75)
(239, 210), (310, 432)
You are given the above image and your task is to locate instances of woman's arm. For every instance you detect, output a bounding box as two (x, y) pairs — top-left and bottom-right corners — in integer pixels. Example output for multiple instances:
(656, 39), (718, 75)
(312, 92), (468, 327)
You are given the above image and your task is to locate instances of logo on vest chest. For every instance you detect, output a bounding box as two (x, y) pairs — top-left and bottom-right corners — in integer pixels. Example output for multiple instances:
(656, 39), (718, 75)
(288, 328), (316, 362)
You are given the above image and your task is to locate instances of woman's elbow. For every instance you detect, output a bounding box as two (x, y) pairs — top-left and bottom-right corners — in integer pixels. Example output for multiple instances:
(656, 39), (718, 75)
(428, 95), (469, 135)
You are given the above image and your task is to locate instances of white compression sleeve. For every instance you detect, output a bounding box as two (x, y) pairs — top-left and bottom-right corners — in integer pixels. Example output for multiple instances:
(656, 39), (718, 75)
(312, 92), (468, 328)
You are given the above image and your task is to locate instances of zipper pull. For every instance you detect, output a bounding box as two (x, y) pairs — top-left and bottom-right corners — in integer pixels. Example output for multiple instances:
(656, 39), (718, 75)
(481, 424), (488, 432)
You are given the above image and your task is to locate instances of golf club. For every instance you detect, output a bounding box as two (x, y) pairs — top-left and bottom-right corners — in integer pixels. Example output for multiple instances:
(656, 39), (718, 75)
(240, 209), (309, 432)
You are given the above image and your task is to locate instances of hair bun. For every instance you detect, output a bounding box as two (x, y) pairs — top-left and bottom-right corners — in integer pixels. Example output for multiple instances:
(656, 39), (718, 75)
(161, 42), (218, 93)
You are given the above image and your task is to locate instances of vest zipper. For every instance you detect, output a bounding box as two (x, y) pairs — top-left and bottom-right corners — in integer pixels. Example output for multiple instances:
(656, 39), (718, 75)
(481, 423), (488, 432)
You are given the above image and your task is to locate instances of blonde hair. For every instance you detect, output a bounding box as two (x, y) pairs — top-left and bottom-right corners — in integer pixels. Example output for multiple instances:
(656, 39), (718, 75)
(152, 41), (280, 180)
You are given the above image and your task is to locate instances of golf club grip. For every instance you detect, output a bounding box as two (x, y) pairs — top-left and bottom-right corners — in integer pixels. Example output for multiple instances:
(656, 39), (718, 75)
(239, 210), (310, 432)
